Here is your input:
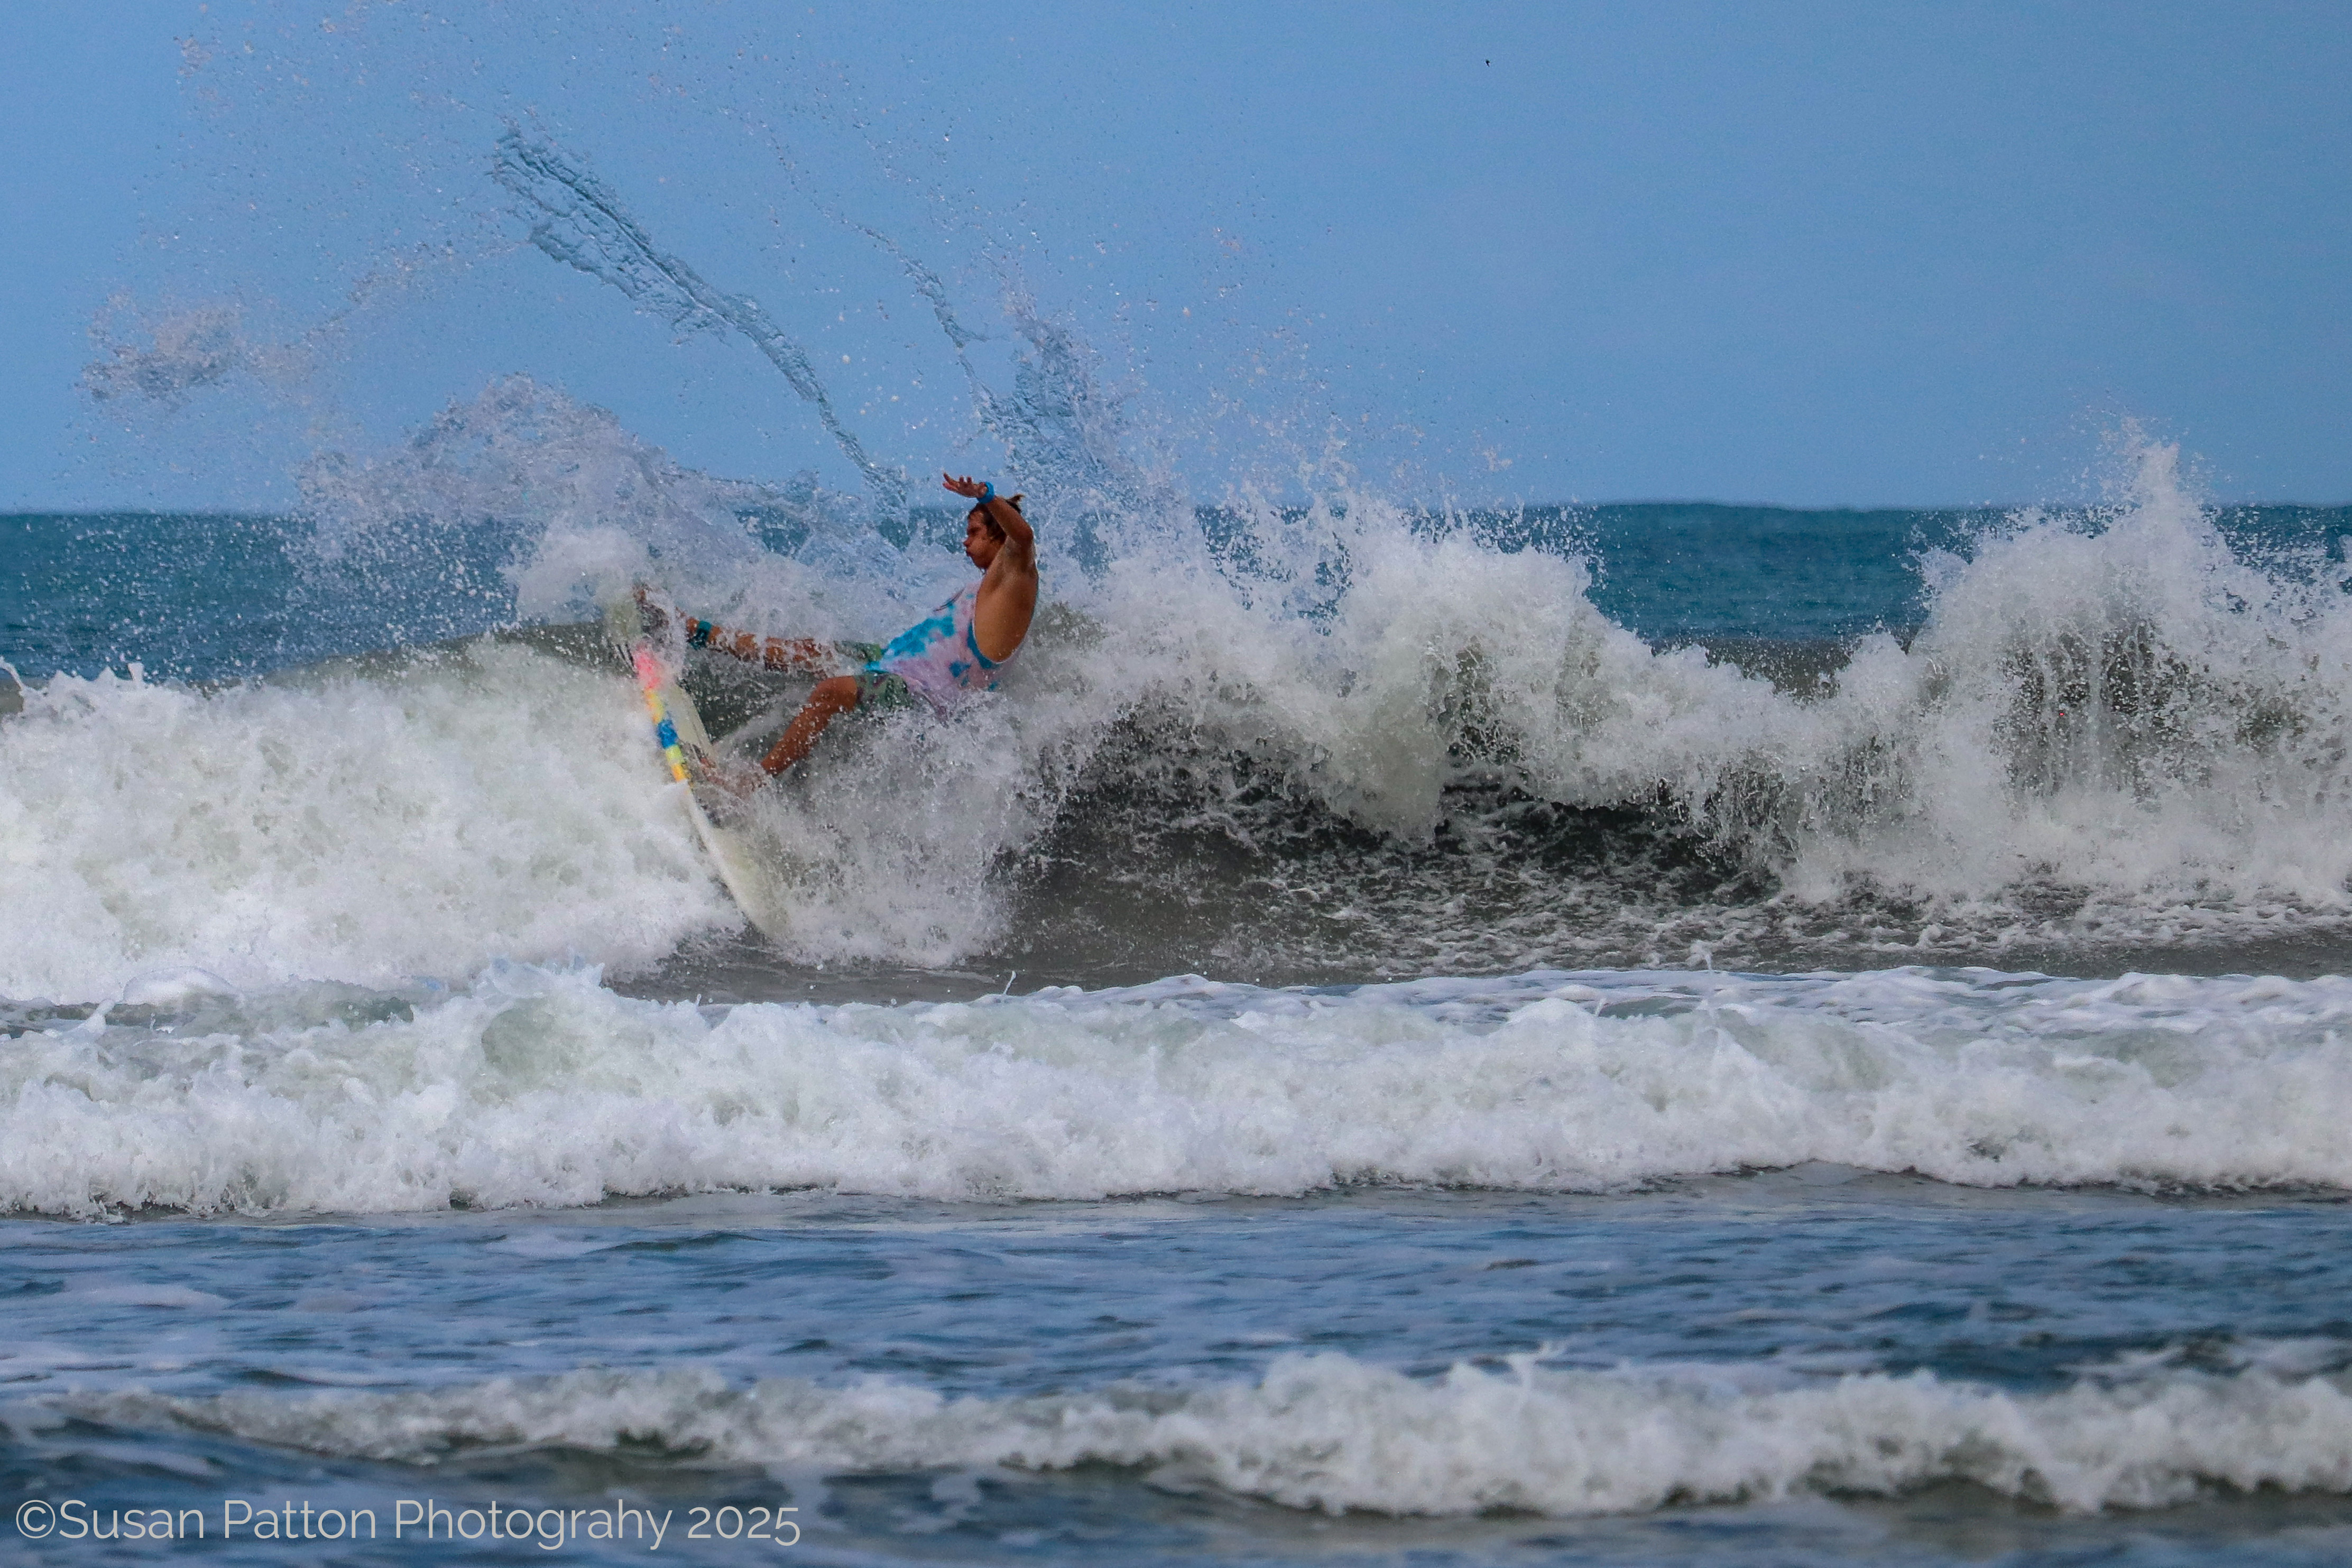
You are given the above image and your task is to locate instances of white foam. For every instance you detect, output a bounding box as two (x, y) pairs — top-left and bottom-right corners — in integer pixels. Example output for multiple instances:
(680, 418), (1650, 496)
(90, 1352), (2352, 1516)
(119, 969), (239, 1007)
(0, 641), (734, 1002)
(1043, 441), (2352, 926)
(697, 435), (2352, 962)
(16, 416), (2352, 988)
(9, 964), (2352, 1217)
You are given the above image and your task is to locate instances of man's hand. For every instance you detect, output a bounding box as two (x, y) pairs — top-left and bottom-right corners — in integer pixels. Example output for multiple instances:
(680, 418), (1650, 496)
(946, 472), (1034, 560)
(632, 584), (673, 641)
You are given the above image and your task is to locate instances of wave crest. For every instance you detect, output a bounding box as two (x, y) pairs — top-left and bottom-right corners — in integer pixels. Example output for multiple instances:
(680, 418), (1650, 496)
(92, 1352), (2352, 1517)
(10, 966), (2352, 1217)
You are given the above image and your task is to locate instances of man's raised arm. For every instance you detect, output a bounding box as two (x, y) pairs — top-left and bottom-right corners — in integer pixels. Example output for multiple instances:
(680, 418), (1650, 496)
(944, 473), (1034, 559)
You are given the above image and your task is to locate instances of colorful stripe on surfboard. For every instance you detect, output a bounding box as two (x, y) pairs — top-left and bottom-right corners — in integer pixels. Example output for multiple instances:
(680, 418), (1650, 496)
(630, 644), (693, 783)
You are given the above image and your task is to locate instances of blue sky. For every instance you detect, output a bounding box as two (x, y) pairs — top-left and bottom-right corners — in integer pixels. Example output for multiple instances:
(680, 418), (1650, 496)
(4, 1), (2347, 510)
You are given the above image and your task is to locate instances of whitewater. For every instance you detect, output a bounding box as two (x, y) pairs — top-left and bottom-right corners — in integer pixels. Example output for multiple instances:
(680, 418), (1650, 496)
(10, 128), (2352, 1568)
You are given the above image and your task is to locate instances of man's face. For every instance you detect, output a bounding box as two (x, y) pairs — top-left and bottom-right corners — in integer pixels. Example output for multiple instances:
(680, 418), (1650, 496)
(964, 510), (1002, 569)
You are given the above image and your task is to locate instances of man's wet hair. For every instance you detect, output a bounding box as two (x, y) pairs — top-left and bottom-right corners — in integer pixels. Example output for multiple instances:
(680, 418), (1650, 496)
(969, 493), (1023, 539)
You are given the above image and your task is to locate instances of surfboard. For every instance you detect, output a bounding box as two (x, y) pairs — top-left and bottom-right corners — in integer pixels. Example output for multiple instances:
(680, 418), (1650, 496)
(602, 595), (795, 940)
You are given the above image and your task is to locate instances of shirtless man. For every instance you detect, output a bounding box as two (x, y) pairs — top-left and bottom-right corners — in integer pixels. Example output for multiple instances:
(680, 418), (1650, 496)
(652, 473), (1038, 781)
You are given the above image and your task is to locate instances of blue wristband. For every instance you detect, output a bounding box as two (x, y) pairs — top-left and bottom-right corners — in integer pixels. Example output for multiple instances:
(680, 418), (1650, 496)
(979, 482), (995, 502)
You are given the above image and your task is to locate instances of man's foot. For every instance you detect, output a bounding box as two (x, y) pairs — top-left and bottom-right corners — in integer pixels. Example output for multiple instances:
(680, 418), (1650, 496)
(693, 755), (771, 815)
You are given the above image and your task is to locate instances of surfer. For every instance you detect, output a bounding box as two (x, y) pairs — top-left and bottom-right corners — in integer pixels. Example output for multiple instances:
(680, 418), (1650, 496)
(643, 473), (1038, 783)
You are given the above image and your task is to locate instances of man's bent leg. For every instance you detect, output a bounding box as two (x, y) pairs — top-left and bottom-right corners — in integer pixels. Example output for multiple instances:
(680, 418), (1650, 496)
(760, 676), (861, 776)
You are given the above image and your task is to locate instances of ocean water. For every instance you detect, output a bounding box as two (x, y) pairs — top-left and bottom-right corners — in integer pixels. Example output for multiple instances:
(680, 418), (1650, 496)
(12, 471), (2352, 1566)
(13, 128), (2352, 1567)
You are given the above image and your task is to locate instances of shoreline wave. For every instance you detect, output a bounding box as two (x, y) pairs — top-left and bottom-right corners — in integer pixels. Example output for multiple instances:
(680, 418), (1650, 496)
(8, 964), (2352, 1219)
(77, 1352), (2352, 1517)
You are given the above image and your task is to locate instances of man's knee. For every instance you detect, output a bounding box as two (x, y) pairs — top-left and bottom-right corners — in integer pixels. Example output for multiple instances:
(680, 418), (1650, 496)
(815, 675), (861, 711)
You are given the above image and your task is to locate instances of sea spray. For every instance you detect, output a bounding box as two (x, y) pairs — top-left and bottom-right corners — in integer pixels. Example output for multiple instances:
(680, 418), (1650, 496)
(38, 122), (2352, 976)
(492, 130), (911, 520)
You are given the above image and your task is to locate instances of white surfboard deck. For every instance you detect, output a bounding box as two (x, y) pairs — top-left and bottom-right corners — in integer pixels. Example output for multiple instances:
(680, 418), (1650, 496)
(602, 596), (796, 940)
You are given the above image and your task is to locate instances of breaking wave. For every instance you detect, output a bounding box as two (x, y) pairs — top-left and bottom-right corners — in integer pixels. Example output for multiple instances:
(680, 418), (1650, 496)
(81, 1351), (2352, 1517)
(8, 964), (2352, 1218)
(28, 123), (2352, 986)
(11, 409), (2352, 986)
